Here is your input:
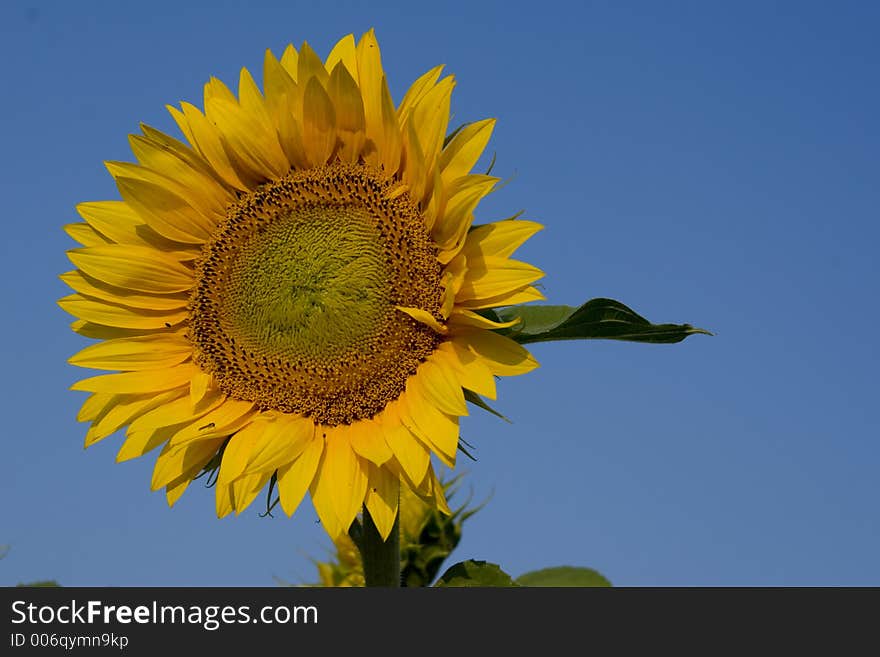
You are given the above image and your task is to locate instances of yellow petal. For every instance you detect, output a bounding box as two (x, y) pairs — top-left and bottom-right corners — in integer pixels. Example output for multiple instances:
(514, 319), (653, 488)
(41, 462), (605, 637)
(64, 223), (110, 247)
(237, 67), (276, 139)
(85, 390), (181, 447)
(165, 104), (197, 152)
(204, 76), (238, 105)
(277, 432), (324, 517)
(75, 200), (198, 253)
(170, 102), (251, 191)
(401, 463), (450, 515)
(398, 385), (459, 463)
(76, 392), (115, 422)
(397, 65), (444, 126)
(189, 371), (214, 408)
(378, 403), (430, 484)
(71, 319), (178, 340)
(456, 256), (545, 303)
(440, 118), (496, 183)
(440, 269), (460, 318)
(409, 76), (454, 198)
(414, 358), (468, 416)
(461, 219), (544, 260)
(263, 48), (299, 116)
(297, 41), (330, 88)
(126, 387), (225, 435)
(71, 363), (199, 394)
(69, 333), (191, 371)
(60, 271), (189, 311)
(204, 96), (288, 180)
(348, 418), (393, 465)
(328, 62), (366, 162)
(301, 77), (337, 166)
(138, 122), (230, 189)
(231, 471), (273, 515)
(115, 176), (212, 244)
(275, 93), (310, 169)
(457, 284), (546, 310)
(432, 175), (497, 252)
(320, 426), (368, 533)
(448, 308), (521, 330)
(217, 419), (268, 485)
(238, 414), (313, 478)
(58, 294), (187, 330)
(80, 392), (123, 434)
(117, 424), (181, 463)
(280, 44), (299, 80)
(151, 436), (225, 490)
(325, 34), (359, 84)
(422, 166), (444, 232)
(309, 460), (343, 538)
(402, 120), (427, 202)
(215, 481), (234, 518)
(129, 132), (234, 216)
(364, 463), (399, 541)
(385, 455), (421, 496)
(105, 159), (225, 223)
(437, 340), (497, 400)
(262, 50), (308, 167)
(67, 245), (193, 294)
(168, 399), (256, 446)
(75, 201), (143, 246)
(426, 465), (451, 515)
(356, 29), (385, 152)
(165, 476), (191, 507)
(237, 68), (294, 175)
(378, 76), (402, 174)
(396, 306), (447, 334)
(455, 328), (540, 376)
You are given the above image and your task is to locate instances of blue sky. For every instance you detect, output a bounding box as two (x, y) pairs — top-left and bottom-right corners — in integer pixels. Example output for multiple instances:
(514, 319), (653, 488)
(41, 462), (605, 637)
(1, 0), (878, 586)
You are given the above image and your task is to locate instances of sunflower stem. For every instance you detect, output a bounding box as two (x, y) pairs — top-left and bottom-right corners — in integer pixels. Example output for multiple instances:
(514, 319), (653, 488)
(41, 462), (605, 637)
(359, 505), (400, 587)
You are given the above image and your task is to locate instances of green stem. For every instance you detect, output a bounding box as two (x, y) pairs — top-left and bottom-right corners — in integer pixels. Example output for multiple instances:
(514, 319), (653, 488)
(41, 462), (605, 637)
(359, 505), (400, 587)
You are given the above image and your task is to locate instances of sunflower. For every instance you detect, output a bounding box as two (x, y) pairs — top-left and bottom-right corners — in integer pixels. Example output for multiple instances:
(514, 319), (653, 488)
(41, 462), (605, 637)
(61, 30), (543, 540)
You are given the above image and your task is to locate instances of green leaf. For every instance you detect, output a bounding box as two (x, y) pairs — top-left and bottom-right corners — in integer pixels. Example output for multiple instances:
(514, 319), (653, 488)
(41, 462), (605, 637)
(516, 566), (611, 587)
(435, 560), (519, 587)
(489, 298), (712, 345)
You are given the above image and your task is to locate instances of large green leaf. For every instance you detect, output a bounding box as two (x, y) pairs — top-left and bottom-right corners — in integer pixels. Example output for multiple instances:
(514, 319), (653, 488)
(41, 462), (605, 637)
(516, 566), (611, 587)
(488, 298), (711, 344)
(435, 560), (518, 587)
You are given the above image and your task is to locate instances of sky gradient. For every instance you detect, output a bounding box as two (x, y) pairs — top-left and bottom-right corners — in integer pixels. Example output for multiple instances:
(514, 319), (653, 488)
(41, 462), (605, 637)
(1, 0), (878, 586)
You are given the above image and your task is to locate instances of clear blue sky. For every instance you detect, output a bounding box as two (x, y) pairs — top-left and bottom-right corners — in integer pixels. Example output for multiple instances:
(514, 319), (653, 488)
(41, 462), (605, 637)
(2, 0), (877, 586)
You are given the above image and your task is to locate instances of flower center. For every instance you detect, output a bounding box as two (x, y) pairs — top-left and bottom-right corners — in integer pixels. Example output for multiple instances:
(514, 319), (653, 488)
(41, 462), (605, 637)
(189, 163), (443, 425)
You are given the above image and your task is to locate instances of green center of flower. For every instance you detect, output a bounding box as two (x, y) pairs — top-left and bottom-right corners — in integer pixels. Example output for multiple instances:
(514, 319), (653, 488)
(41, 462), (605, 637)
(189, 163), (443, 426)
(226, 205), (390, 364)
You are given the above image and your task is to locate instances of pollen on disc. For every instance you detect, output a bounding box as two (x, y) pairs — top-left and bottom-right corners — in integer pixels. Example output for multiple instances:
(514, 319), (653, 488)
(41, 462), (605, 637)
(189, 163), (443, 426)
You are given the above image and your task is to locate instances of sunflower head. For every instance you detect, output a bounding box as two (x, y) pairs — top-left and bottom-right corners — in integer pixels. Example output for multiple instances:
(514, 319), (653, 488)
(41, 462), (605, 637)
(62, 30), (543, 541)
